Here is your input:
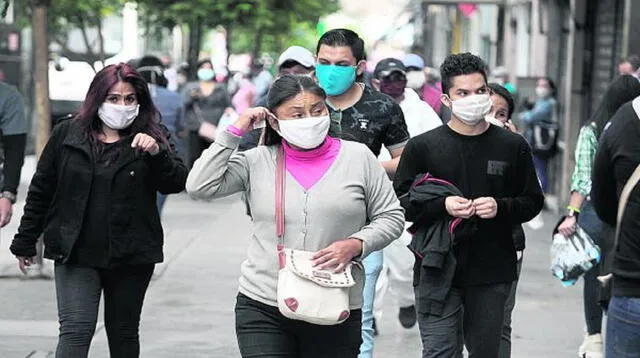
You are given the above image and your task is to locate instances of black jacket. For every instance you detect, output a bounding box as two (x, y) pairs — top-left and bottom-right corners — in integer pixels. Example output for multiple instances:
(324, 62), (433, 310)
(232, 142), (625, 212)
(10, 120), (188, 265)
(592, 100), (640, 297)
(403, 173), (478, 316)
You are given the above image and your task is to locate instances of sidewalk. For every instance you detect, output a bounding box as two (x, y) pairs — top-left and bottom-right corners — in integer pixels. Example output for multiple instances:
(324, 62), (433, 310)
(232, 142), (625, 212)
(1, 156), (587, 358)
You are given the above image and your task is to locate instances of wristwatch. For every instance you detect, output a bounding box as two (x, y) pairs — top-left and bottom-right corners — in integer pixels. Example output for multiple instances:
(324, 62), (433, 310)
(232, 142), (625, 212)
(0, 191), (17, 204)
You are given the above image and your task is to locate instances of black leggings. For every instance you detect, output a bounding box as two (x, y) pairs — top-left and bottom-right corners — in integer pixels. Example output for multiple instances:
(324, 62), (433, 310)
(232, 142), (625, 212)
(54, 263), (154, 358)
(235, 293), (362, 358)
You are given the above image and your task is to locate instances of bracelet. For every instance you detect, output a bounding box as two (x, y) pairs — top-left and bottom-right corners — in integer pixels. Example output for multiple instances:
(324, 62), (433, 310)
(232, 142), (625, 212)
(0, 191), (17, 204)
(567, 206), (581, 214)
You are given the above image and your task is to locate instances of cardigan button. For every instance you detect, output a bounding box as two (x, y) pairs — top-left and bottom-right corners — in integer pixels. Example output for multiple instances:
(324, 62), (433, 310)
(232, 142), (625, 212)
(129, 171), (135, 177)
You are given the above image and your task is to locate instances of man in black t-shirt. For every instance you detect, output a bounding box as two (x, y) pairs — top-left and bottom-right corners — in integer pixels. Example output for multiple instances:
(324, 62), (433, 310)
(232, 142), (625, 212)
(315, 29), (410, 356)
(316, 29), (409, 177)
(394, 53), (543, 358)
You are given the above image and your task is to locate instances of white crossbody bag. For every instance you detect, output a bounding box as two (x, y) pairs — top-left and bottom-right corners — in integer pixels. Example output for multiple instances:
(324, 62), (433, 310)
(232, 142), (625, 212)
(274, 146), (356, 325)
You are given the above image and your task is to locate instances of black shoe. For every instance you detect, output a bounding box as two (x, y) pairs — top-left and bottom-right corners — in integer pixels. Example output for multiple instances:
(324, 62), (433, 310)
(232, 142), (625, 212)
(372, 317), (379, 336)
(398, 305), (417, 329)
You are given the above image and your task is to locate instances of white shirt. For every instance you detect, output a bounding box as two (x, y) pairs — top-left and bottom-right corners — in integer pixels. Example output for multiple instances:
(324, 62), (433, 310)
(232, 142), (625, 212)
(379, 88), (442, 161)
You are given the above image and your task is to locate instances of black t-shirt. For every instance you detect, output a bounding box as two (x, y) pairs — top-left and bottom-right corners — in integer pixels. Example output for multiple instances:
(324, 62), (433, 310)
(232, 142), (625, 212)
(328, 85), (409, 156)
(394, 125), (544, 286)
(70, 140), (126, 268)
(592, 101), (640, 297)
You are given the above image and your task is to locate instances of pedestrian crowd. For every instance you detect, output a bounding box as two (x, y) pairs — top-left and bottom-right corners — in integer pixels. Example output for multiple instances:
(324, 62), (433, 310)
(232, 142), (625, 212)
(2, 28), (640, 358)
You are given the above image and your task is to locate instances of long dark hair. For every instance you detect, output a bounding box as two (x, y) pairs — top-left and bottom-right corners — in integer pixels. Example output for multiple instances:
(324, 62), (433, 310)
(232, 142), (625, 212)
(75, 63), (168, 154)
(488, 82), (515, 119)
(588, 74), (640, 138)
(263, 74), (327, 146)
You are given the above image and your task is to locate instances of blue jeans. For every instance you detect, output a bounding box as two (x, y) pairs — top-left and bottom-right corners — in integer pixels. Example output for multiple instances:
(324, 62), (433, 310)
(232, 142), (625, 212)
(578, 201), (606, 335)
(157, 193), (167, 215)
(532, 155), (548, 193)
(359, 250), (383, 358)
(54, 263), (154, 358)
(606, 296), (640, 357)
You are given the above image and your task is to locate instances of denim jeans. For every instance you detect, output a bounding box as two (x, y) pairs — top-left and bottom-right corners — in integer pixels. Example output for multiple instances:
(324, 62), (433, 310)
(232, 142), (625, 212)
(235, 293), (362, 357)
(157, 192), (168, 215)
(54, 263), (154, 358)
(359, 250), (383, 358)
(416, 283), (511, 358)
(578, 201), (605, 335)
(606, 296), (640, 357)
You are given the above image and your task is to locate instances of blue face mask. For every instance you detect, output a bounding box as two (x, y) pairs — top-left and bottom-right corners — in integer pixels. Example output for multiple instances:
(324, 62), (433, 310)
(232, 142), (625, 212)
(197, 68), (215, 82)
(315, 64), (357, 96)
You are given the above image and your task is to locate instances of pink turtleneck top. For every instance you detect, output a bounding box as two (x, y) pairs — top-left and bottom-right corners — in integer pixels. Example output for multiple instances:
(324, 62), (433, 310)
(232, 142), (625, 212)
(227, 125), (341, 190)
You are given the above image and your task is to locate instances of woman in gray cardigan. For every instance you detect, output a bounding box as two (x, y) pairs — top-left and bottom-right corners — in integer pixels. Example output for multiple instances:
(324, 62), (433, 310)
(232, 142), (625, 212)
(186, 75), (404, 357)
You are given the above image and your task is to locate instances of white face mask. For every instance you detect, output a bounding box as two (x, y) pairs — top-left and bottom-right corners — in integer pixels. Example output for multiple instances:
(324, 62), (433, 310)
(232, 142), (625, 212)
(98, 103), (140, 130)
(450, 94), (492, 126)
(536, 86), (551, 98)
(277, 115), (330, 149)
(485, 115), (505, 128)
(406, 71), (426, 89)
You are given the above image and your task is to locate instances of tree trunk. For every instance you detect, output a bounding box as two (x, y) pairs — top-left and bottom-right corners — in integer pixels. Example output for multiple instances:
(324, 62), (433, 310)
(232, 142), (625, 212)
(33, 2), (51, 157)
(252, 28), (263, 61)
(76, 15), (96, 58)
(97, 15), (105, 64)
(225, 25), (232, 61)
(187, 16), (203, 80)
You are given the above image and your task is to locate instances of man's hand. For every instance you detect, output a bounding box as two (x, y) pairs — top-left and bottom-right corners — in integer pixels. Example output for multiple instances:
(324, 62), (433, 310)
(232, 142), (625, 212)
(473, 197), (498, 219)
(17, 256), (36, 275)
(312, 238), (363, 273)
(558, 215), (577, 237)
(0, 197), (13, 228)
(445, 196), (475, 219)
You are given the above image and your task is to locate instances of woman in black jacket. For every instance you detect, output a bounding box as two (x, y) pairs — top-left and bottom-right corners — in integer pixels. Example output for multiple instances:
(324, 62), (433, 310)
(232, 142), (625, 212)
(10, 63), (188, 358)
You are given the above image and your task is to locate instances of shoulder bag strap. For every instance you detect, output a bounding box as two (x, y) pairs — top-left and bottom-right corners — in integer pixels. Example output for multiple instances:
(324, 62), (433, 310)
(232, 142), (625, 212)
(614, 164), (640, 248)
(276, 145), (286, 250)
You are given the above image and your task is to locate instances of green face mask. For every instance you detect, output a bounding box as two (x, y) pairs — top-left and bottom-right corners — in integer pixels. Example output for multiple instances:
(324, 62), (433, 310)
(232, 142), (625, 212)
(315, 64), (357, 96)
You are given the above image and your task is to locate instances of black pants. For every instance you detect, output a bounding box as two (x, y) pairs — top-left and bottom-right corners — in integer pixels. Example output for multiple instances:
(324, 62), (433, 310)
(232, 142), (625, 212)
(235, 293), (362, 358)
(54, 263), (155, 358)
(187, 131), (212, 169)
(416, 283), (512, 358)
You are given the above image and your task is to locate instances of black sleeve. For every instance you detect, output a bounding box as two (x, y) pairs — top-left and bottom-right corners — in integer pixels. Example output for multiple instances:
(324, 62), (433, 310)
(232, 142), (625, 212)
(147, 126), (189, 195)
(495, 139), (545, 223)
(393, 138), (446, 222)
(1, 134), (26, 195)
(591, 132), (617, 226)
(10, 124), (67, 257)
(383, 102), (410, 150)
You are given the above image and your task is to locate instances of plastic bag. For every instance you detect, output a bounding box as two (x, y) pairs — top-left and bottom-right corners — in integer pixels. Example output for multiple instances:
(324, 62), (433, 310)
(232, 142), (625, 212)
(550, 224), (601, 287)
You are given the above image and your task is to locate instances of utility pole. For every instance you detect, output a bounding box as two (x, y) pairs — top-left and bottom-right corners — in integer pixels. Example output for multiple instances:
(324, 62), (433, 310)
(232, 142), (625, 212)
(32, 0), (51, 158)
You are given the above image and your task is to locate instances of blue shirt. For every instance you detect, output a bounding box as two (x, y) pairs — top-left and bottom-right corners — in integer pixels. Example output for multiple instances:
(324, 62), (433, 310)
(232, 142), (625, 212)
(152, 86), (183, 134)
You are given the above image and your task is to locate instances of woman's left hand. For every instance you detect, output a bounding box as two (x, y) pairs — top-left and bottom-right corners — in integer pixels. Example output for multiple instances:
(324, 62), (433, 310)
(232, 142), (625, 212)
(132, 133), (160, 156)
(313, 238), (363, 273)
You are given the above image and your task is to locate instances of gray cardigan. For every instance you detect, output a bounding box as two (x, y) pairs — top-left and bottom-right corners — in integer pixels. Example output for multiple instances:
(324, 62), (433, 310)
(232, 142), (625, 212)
(186, 131), (405, 309)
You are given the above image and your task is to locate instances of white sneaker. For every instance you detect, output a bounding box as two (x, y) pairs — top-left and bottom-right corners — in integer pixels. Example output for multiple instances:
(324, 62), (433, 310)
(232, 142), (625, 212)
(578, 333), (603, 358)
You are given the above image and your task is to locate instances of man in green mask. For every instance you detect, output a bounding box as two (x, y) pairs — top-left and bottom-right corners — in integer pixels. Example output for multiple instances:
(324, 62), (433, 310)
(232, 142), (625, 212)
(315, 28), (410, 358)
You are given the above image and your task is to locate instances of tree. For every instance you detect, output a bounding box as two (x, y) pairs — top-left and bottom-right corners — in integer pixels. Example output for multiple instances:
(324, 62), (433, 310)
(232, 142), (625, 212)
(14, 0), (123, 63)
(137, 0), (339, 74)
(31, 0), (51, 155)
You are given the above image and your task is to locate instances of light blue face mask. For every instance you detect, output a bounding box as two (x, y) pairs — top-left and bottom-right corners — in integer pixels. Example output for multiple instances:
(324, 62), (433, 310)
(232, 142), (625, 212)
(315, 64), (357, 96)
(197, 68), (215, 82)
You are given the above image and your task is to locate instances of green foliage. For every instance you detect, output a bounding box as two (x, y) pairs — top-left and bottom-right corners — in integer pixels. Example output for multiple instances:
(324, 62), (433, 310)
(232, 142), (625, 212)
(138, 0), (340, 58)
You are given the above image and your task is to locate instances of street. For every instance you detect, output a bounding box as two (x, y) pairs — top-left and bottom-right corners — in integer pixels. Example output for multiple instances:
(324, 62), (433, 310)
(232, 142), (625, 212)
(0, 157), (586, 358)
